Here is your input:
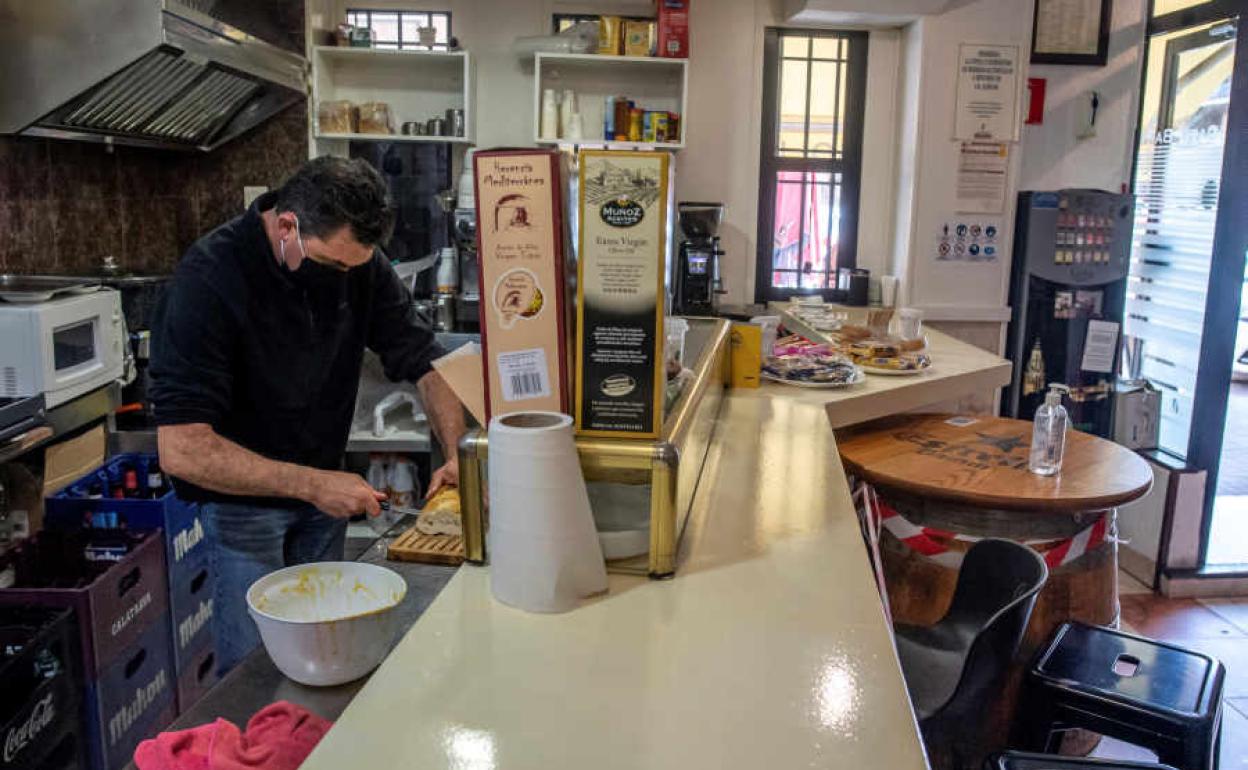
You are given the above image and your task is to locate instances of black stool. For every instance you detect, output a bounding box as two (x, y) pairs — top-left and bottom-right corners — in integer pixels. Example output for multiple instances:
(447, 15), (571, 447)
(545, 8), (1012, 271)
(1017, 622), (1224, 770)
(988, 751), (1179, 770)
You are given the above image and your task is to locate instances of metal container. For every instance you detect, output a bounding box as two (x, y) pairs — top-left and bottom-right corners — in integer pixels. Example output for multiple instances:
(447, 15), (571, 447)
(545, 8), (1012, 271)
(400, 121), (425, 135)
(433, 292), (455, 331)
(445, 108), (465, 137)
(426, 117), (447, 136)
(246, 561), (406, 687)
(458, 317), (731, 578)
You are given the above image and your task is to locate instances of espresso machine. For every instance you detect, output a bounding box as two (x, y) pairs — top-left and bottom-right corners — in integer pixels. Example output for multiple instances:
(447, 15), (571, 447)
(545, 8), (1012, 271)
(452, 206), (480, 331)
(673, 202), (725, 315)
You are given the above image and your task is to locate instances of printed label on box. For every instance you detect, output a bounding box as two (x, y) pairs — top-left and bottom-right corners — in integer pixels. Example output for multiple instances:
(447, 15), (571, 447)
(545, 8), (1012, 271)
(497, 348), (552, 402)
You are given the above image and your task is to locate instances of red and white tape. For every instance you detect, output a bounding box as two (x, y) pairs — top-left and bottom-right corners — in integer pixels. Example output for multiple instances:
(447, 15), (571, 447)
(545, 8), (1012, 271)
(870, 493), (1110, 571)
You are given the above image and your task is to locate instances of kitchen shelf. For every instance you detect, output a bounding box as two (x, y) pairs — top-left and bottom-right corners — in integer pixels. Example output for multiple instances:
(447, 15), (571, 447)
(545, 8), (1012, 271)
(533, 52), (687, 149)
(315, 132), (473, 144)
(310, 45), (474, 157)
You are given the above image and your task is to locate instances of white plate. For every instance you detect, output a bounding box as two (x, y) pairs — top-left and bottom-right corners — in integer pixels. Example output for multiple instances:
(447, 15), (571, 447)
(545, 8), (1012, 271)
(859, 363), (931, 376)
(762, 368), (865, 389)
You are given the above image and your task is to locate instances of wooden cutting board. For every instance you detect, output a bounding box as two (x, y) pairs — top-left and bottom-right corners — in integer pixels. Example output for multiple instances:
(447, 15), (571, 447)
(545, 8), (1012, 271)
(386, 525), (465, 565)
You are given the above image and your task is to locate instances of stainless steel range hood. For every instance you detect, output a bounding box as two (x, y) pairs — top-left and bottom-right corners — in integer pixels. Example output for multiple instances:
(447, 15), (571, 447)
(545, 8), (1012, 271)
(0, 0), (307, 152)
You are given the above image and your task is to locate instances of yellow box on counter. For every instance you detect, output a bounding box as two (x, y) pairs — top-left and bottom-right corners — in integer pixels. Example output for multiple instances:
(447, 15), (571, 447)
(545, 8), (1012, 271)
(472, 149), (571, 420)
(575, 150), (669, 439)
(730, 323), (762, 388)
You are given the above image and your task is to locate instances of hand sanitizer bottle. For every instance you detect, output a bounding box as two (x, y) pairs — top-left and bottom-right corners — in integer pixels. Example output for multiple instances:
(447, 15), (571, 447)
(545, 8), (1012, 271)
(1029, 383), (1071, 476)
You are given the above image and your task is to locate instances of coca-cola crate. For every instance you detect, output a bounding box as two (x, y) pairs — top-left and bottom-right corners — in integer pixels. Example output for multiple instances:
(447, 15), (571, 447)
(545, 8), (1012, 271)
(12, 727), (86, 770)
(168, 555), (214, 676)
(174, 636), (218, 715)
(45, 454), (209, 590)
(0, 531), (169, 680)
(0, 608), (84, 770)
(82, 617), (175, 770)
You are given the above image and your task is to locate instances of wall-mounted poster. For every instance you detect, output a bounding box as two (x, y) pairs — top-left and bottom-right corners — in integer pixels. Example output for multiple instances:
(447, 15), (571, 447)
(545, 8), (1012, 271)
(955, 44), (1021, 142)
(1031, 0), (1111, 66)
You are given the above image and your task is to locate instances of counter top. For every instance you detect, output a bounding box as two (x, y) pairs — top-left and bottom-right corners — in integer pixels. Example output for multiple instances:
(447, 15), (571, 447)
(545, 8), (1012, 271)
(300, 386), (928, 770)
(775, 306), (1012, 429)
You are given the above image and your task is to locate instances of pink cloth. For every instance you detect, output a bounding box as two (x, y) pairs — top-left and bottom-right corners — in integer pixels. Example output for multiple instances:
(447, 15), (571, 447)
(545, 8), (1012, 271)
(134, 701), (333, 770)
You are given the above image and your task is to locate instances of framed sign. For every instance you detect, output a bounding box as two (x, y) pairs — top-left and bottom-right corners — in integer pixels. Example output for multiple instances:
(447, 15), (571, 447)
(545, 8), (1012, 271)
(1031, 0), (1111, 66)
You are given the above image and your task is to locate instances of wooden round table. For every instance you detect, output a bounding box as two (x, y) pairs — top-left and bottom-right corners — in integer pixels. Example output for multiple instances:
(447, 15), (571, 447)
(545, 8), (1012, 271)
(837, 414), (1152, 759)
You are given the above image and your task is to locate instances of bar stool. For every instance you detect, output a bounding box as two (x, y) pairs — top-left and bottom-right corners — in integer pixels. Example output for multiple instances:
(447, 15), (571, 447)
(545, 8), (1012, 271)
(987, 751), (1179, 770)
(1017, 622), (1225, 770)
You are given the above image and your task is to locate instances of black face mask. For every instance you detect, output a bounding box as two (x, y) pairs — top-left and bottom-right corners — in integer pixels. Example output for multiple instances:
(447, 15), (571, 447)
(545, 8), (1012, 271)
(280, 219), (348, 290)
(289, 256), (348, 290)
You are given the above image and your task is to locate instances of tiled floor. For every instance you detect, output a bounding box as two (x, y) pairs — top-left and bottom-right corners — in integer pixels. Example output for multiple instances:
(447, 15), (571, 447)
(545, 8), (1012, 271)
(1092, 574), (1248, 768)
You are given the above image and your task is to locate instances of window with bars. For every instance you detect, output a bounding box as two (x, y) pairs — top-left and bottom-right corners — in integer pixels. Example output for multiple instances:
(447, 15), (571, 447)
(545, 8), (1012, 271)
(345, 9), (451, 50)
(755, 29), (867, 302)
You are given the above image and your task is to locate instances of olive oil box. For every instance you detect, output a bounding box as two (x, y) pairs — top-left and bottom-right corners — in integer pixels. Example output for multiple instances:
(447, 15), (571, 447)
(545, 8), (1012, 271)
(472, 149), (571, 419)
(575, 150), (669, 438)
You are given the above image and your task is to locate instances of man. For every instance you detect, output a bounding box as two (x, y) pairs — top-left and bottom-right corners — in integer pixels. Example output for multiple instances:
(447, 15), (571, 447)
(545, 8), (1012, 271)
(150, 157), (464, 671)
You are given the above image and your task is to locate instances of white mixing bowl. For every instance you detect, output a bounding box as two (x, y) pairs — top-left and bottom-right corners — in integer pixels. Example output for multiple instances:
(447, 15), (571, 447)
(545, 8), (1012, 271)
(246, 562), (407, 686)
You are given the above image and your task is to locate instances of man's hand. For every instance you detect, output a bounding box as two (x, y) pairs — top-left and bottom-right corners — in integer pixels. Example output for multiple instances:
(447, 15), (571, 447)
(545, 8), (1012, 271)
(427, 458), (459, 498)
(306, 470), (387, 519)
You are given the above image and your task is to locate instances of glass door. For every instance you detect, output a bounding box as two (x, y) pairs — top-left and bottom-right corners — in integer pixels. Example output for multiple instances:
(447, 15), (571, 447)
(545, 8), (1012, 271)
(1126, 1), (1247, 568)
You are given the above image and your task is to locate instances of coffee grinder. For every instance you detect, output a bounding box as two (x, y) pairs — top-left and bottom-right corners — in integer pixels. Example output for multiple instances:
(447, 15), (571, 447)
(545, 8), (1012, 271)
(673, 202), (725, 315)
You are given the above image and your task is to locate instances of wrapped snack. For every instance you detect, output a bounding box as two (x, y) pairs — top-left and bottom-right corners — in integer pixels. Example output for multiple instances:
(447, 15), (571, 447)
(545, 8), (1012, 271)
(357, 101), (393, 134)
(317, 100), (356, 134)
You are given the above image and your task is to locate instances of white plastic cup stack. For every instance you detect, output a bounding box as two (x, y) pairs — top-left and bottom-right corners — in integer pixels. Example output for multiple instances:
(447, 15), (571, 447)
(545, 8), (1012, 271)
(487, 412), (608, 613)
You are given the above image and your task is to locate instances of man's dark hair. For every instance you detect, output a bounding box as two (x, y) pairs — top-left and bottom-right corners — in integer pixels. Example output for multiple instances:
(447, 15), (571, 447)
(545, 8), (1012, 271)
(273, 156), (395, 246)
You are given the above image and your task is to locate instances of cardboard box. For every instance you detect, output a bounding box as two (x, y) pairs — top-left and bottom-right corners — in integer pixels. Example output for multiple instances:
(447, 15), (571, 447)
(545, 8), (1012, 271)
(576, 150), (669, 438)
(624, 20), (656, 57)
(655, 0), (689, 58)
(43, 425), (106, 497)
(598, 15), (623, 55)
(730, 323), (762, 388)
(472, 149), (571, 420)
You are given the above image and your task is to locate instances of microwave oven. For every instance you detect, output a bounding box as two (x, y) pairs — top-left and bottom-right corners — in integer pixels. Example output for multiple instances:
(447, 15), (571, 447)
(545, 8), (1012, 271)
(0, 289), (125, 408)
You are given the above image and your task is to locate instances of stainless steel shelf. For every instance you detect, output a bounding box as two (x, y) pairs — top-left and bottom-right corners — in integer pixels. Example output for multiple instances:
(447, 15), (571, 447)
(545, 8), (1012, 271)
(0, 383), (119, 465)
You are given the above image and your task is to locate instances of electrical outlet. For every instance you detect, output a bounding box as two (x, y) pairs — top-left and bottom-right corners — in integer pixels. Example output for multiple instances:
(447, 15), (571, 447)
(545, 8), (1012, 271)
(243, 186), (268, 208)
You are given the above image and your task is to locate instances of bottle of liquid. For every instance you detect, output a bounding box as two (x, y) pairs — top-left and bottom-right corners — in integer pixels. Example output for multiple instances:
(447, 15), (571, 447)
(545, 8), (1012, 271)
(1029, 383), (1071, 476)
(146, 460), (165, 499)
(123, 468), (140, 499)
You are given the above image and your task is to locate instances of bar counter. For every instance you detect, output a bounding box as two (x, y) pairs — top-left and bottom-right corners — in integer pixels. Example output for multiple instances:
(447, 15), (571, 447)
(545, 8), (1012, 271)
(298, 384), (930, 770)
(775, 305), (1012, 428)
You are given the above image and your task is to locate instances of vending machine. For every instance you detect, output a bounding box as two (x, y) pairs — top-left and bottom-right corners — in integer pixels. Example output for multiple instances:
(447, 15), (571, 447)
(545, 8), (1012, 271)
(1005, 189), (1135, 437)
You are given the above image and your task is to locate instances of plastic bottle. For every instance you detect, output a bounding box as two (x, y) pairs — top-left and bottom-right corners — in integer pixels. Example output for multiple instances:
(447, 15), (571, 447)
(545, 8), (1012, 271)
(366, 454), (390, 499)
(388, 458), (419, 510)
(1029, 383), (1071, 476)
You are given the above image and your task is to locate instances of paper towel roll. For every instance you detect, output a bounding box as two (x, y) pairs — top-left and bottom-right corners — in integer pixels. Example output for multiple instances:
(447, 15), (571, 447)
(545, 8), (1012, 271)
(487, 412), (608, 613)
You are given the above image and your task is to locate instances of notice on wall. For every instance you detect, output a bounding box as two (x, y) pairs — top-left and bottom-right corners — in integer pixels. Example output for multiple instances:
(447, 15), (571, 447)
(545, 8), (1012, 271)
(956, 141), (1009, 214)
(935, 219), (1001, 263)
(1081, 319), (1119, 374)
(955, 44), (1021, 142)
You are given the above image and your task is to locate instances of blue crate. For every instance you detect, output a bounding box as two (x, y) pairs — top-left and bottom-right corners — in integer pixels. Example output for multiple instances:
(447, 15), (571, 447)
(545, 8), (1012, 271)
(82, 617), (176, 770)
(168, 552), (215, 675)
(45, 454), (210, 606)
(174, 632), (219, 716)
